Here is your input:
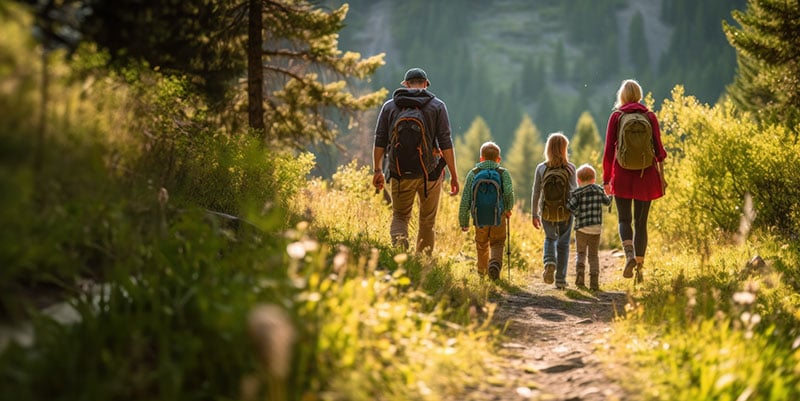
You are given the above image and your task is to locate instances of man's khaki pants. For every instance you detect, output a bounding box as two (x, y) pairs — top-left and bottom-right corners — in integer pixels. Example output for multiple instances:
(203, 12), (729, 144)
(389, 176), (442, 254)
(474, 217), (507, 275)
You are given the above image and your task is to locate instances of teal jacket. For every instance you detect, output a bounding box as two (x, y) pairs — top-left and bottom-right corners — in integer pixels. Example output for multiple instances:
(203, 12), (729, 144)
(458, 160), (515, 228)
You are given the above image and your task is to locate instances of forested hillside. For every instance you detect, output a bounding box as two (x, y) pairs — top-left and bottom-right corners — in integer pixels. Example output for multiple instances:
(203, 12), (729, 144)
(328, 0), (745, 173)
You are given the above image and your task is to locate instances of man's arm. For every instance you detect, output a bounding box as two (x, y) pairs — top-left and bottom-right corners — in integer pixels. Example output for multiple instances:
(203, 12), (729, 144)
(372, 102), (391, 191)
(372, 146), (386, 191)
(441, 148), (459, 196)
(432, 101), (459, 196)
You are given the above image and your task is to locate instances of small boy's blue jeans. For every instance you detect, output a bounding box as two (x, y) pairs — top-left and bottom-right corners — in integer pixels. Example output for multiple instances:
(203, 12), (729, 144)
(542, 216), (573, 285)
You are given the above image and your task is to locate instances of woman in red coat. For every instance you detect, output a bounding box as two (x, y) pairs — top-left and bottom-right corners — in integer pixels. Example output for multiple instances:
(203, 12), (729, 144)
(602, 79), (667, 283)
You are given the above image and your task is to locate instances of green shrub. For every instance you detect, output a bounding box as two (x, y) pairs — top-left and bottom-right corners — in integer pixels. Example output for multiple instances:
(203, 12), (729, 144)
(654, 86), (800, 246)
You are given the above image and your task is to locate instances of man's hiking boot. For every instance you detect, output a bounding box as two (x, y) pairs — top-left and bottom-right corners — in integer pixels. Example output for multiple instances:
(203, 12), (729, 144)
(635, 264), (644, 284)
(542, 263), (556, 284)
(589, 273), (599, 291)
(622, 243), (636, 278)
(393, 237), (410, 253)
(575, 263), (586, 287)
(488, 261), (501, 281)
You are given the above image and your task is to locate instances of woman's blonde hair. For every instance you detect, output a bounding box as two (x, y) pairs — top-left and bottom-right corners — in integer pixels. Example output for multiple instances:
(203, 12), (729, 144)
(614, 79), (643, 109)
(544, 132), (569, 168)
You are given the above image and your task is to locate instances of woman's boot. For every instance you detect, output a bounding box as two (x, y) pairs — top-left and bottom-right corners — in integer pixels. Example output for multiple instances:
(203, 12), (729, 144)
(634, 257), (644, 284)
(622, 240), (636, 278)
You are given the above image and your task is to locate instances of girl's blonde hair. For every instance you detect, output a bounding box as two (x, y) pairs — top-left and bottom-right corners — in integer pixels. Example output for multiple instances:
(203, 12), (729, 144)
(614, 79), (643, 109)
(544, 132), (570, 168)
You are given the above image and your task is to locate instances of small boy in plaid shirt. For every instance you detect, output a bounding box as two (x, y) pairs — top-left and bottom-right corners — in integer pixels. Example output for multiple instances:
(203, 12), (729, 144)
(566, 164), (612, 290)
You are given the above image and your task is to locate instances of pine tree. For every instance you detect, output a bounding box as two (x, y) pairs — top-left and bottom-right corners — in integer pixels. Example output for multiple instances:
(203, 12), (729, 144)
(257, 2), (385, 146)
(723, 0), (800, 138)
(553, 39), (566, 82)
(455, 116), (494, 182)
(570, 111), (602, 167)
(628, 11), (650, 74)
(19, 0), (387, 146)
(504, 114), (544, 211)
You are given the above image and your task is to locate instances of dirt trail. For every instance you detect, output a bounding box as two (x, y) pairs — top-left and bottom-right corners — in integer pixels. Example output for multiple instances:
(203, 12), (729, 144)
(476, 249), (632, 401)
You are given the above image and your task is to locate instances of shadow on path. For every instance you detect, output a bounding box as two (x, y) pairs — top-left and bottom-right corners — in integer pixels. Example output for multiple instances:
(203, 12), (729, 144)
(472, 250), (632, 401)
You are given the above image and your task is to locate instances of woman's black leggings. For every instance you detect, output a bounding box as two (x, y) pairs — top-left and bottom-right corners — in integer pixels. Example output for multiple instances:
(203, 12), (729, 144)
(615, 197), (651, 258)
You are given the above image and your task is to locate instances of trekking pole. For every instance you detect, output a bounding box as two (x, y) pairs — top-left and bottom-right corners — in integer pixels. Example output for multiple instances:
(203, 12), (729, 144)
(506, 215), (511, 281)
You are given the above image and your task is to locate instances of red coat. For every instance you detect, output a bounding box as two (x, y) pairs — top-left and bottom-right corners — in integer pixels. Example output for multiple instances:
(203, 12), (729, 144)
(602, 102), (667, 201)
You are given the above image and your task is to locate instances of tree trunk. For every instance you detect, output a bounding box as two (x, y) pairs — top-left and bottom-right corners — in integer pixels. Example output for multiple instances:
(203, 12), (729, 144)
(35, 48), (48, 172)
(247, 0), (265, 131)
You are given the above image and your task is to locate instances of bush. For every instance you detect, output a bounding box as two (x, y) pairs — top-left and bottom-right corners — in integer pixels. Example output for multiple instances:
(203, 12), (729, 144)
(653, 86), (800, 246)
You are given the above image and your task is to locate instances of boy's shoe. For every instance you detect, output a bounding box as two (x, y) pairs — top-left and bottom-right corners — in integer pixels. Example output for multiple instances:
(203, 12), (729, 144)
(555, 282), (567, 290)
(542, 263), (556, 284)
(488, 261), (501, 281)
(589, 274), (600, 291)
(575, 263), (586, 287)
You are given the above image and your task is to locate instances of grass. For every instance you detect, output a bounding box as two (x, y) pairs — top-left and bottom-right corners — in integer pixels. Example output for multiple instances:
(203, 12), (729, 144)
(602, 238), (800, 400)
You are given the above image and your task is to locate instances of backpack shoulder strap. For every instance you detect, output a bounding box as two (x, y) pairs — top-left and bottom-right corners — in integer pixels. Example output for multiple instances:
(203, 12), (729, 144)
(496, 167), (505, 193)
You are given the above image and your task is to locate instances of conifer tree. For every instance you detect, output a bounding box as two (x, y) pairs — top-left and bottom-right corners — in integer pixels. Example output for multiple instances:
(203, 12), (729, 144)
(255, 2), (385, 146)
(553, 39), (566, 82)
(17, 0), (386, 147)
(723, 0), (800, 137)
(570, 111), (602, 167)
(628, 11), (650, 74)
(505, 114), (543, 211)
(455, 116), (493, 182)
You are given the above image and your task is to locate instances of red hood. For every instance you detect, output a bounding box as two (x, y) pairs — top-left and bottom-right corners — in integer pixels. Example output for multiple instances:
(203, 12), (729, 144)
(619, 102), (649, 113)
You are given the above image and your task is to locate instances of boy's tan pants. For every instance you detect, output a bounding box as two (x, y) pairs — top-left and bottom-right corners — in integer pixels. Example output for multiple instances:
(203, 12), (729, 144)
(575, 230), (601, 275)
(474, 217), (507, 274)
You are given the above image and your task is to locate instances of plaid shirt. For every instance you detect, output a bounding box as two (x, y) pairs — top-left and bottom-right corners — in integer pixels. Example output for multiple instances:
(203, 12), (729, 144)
(566, 183), (612, 230)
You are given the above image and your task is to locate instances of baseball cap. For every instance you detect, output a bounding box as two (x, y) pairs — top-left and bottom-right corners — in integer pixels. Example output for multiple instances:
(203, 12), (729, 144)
(402, 68), (430, 85)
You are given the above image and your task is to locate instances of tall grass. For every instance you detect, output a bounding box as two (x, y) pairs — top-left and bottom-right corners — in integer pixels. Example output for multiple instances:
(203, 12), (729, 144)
(604, 238), (800, 400)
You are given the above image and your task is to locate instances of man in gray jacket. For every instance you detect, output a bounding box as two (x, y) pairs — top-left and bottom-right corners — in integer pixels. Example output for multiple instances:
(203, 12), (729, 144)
(371, 67), (459, 254)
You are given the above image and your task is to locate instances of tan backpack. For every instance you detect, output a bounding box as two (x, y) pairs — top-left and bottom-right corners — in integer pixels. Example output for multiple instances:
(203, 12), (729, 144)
(616, 111), (655, 170)
(541, 166), (571, 222)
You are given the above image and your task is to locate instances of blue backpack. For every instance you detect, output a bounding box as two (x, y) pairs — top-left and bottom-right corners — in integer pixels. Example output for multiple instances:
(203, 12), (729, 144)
(470, 167), (505, 227)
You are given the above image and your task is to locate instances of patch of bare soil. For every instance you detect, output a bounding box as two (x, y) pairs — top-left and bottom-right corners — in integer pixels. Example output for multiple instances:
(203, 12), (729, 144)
(475, 249), (632, 401)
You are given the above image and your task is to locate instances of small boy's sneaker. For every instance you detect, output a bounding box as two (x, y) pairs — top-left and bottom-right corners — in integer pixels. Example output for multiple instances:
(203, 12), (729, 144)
(555, 282), (567, 290)
(590, 274), (599, 291)
(542, 263), (556, 284)
(575, 273), (585, 287)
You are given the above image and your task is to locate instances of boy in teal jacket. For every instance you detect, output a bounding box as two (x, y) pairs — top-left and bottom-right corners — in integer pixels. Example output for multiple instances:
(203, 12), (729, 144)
(459, 142), (515, 280)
